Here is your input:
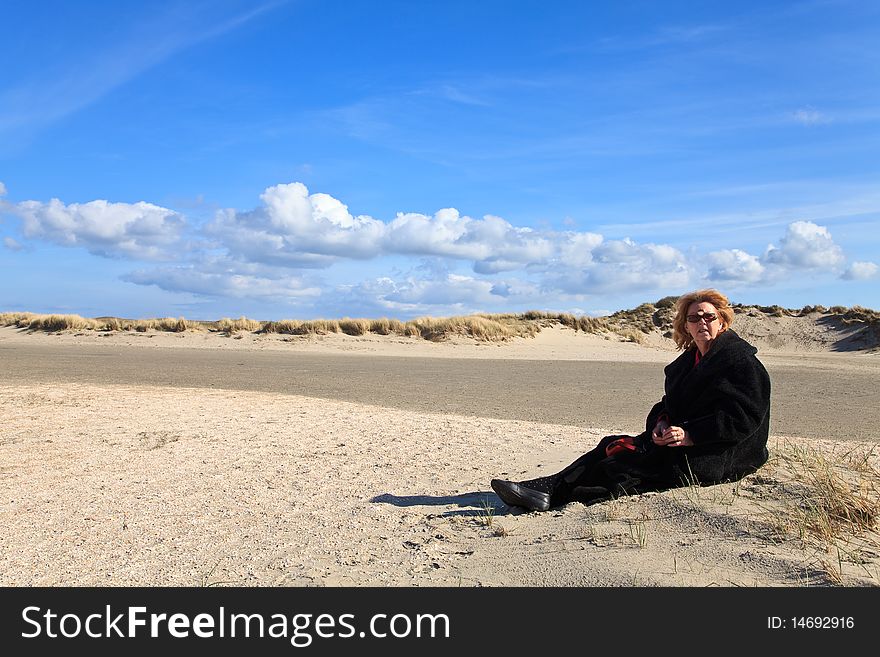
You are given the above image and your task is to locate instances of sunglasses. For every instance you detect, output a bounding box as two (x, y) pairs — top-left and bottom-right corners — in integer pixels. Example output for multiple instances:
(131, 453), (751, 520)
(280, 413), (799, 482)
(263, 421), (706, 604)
(686, 312), (718, 324)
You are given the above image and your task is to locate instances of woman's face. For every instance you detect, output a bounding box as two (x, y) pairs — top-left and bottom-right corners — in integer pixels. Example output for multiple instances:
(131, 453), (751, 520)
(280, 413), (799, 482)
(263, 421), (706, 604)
(685, 301), (725, 353)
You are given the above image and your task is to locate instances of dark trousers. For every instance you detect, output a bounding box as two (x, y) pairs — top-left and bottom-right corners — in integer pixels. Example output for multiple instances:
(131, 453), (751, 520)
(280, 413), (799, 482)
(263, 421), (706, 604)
(543, 435), (663, 507)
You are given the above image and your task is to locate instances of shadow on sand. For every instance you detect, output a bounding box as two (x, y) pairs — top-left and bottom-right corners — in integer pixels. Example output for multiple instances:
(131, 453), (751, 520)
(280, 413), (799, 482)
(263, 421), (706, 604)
(815, 315), (880, 352)
(370, 491), (520, 517)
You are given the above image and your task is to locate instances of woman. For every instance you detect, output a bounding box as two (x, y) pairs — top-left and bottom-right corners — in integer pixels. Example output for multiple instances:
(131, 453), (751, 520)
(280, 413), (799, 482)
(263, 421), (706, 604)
(491, 289), (771, 512)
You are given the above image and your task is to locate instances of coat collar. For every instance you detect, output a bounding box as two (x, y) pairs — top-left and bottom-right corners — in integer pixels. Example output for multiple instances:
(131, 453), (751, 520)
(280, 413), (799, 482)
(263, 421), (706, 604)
(664, 329), (756, 398)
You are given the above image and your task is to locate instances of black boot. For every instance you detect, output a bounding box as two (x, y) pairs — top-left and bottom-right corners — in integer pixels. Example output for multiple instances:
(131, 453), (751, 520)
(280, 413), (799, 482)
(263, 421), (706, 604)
(490, 479), (551, 512)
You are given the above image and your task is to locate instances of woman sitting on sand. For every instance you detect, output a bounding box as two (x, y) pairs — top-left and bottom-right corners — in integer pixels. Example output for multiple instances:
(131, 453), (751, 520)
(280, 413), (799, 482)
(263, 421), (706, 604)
(491, 288), (771, 512)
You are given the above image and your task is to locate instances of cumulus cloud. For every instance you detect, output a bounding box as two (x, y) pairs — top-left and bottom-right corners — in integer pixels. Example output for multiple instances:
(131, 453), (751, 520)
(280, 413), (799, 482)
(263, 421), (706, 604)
(207, 182), (385, 266)
(14, 198), (184, 260)
(383, 273), (511, 306)
(546, 238), (691, 295)
(398, 275), (496, 307)
(763, 221), (845, 270)
(706, 249), (765, 283)
(557, 232), (604, 268)
(164, 182), (701, 302)
(14, 182), (872, 312)
(210, 183), (556, 274)
(17, 182), (703, 306)
(206, 209), (337, 270)
(124, 266), (321, 300)
(386, 209), (553, 268)
(841, 261), (879, 281)
(334, 272), (543, 317)
(0, 181), (7, 197)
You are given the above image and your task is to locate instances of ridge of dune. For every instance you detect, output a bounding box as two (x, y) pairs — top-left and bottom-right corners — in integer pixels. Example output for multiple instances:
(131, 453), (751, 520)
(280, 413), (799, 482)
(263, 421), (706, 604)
(2, 301), (879, 359)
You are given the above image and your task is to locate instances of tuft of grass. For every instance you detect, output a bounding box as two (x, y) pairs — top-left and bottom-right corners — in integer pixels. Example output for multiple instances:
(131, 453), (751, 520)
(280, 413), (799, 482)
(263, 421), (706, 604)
(215, 316), (262, 334)
(369, 317), (406, 335)
(404, 315), (525, 342)
(673, 458), (707, 512)
(756, 439), (880, 583)
(261, 319), (303, 334)
(302, 319), (340, 335)
(0, 312), (37, 327)
(153, 317), (192, 332)
(628, 520), (648, 548)
(477, 496), (508, 536)
(29, 314), (102, 331)
(100, 317), (127, 331)
(338, 318), (371, 336)
(477, 497), (496, 529)
(262, 319), (340, 335)
(776, 443), (878, 542)
(618, 328), (646, 344)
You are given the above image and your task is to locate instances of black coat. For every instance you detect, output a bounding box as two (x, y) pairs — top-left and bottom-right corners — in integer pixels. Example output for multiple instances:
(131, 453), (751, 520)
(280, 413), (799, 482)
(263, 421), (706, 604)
(637, 329), (772, 486)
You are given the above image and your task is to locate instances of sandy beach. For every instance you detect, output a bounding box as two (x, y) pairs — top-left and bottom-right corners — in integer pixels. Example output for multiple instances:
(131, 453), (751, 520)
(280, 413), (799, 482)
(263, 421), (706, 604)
(1, 324), (879, 587)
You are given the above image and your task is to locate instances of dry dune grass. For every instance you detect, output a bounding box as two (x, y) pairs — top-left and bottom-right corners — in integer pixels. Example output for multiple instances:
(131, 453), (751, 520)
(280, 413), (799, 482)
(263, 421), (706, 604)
(369, 317), (406, 335)
(262, 319), (342, 335)
(260, 314), (538, 341)
(0, 313), (203, 333)
(763, 441), (879, 541)
(3, 300), (879, 347)
(565, 438), (880, 584)
(215, 316), (263, 335)
(2, 309), (613, 342)
(751, 439), (880, 583)
(337, 318), (372, 336)
(406, 315), (537, 341)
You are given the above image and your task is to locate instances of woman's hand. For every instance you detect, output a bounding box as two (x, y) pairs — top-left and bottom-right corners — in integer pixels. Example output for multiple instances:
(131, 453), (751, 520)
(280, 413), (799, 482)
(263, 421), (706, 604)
(657, 425), (693, 447)
(651, 418), (670, 445)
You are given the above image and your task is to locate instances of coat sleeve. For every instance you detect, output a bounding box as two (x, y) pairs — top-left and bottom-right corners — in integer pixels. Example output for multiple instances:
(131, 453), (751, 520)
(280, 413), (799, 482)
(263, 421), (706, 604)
(684, 357), (770, 447)
(645, 398), (667, 434)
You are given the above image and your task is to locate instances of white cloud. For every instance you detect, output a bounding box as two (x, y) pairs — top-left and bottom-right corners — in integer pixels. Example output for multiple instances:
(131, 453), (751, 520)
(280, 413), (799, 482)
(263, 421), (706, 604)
(3, 236), (23, 251)
(206, 209), (338, 270)
(547, 238), (691, 295)
(791, 107), (830, 126)
(558, 232), (604, 268)
(124, 266), (321, 300)
(473, 258), (531, 275)
(841, 261), (879, 280)
(0, 182), (7, 197)
(334, 272), (543, 317)
(386, 209), (553, 267)
(762, 221), (845, 270)
(208, 182), (385, 264)
(17, 183), (872, 311)
(212, 183), (556, 272)
(15, 198), (184, 260)
(706, 249), (765, 283)
(385, 274), (500, 306)
(129, 182), (699, 302)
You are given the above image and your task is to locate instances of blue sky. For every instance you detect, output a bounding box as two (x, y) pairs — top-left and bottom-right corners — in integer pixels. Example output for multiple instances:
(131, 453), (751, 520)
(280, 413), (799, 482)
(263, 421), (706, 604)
(1, 0), (878, 320)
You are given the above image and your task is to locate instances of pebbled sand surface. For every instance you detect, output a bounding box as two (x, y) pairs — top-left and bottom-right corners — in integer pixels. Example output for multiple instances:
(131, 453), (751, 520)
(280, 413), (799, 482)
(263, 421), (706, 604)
(1, 326), (879, 587)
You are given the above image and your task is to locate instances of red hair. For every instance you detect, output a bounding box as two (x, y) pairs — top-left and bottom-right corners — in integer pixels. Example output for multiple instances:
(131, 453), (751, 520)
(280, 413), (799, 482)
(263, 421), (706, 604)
(671, 289), (734, 350)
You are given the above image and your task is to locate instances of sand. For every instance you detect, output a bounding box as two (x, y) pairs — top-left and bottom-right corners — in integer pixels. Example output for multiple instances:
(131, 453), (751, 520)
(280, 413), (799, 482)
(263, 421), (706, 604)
(1, 324), (878, 587)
